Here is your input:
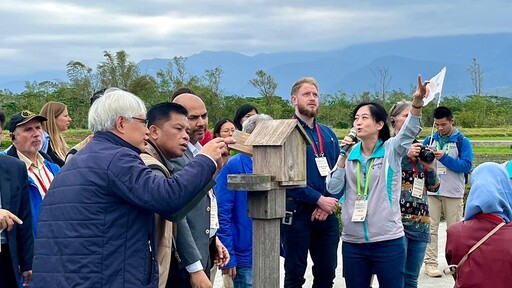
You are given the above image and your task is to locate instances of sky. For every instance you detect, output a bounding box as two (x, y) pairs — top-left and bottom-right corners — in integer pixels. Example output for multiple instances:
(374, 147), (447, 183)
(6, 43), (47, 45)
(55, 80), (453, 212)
(1, 0), (512, 77)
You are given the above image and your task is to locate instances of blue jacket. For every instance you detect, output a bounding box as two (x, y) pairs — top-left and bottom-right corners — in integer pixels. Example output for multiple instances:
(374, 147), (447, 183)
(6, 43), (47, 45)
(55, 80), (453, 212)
(3, 146), (60, 238)
(423, 129), (473, 198)
(287, 116), (341, 203)
(30, 131), (215, 288)
(215, 154), (253, 269)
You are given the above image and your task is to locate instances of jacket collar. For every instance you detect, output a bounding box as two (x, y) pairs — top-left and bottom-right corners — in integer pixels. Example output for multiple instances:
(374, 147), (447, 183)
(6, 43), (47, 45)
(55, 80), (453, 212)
(5, 144), (54, 163)
(94, 131), (141, 154)
(144, 140), (176, 174)
(347, 139), (385, 161)
(432, 127), (460, 142)
(293, 114), (317, 129)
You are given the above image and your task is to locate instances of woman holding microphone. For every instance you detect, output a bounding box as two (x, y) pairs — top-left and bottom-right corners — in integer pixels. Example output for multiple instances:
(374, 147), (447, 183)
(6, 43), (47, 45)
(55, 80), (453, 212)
(326, 75), (428, 288)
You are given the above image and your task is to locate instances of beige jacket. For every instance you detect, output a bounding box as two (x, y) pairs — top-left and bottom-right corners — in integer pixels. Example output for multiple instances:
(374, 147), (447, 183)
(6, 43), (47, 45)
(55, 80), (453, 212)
(141, 144), (176, 288)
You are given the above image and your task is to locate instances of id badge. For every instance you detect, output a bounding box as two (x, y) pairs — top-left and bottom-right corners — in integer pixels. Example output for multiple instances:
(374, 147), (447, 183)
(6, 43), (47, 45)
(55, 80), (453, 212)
(437, 162), (447, 175)
(411, 177), (424, 198)
(315, 157), (330, 177)
(351, 200), (368, 222)
(209, 190), (219, 229)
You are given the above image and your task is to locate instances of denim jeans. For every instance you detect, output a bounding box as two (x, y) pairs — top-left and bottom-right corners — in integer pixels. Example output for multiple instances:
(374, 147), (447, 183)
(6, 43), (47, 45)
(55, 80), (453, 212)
(281, 200), (340, 288)
(233, 266), (252, 288)
(342, 237), (406, 288)
(403, 236), (428, 288)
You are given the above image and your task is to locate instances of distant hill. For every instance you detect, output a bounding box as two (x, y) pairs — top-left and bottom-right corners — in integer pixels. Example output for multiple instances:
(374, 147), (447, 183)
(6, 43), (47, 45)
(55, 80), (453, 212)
(3, 33), (512, 98)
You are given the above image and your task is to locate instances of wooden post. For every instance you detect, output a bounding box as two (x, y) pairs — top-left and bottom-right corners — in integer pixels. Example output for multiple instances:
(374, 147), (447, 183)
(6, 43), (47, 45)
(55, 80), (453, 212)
(227, 120), (311, 288)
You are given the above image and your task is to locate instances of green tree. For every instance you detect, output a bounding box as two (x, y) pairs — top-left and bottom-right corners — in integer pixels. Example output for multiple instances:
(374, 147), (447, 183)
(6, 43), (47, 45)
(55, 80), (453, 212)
(97, 50), (140, 89)
(249, 70), (278, 115)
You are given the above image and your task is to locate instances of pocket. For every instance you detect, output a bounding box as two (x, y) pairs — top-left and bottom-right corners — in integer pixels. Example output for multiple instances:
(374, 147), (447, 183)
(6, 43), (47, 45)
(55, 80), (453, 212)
(143, 240), (154, 285)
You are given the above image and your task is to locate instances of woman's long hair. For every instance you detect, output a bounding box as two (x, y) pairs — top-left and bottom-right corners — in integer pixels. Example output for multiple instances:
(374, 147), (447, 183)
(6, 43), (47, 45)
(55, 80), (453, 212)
(40, 101), (68, 159)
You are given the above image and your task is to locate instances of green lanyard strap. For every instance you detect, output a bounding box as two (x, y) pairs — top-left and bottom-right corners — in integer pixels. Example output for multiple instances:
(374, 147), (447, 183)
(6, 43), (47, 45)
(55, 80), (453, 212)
(356, 159), (374, 199)
(436, 142), (451, 154)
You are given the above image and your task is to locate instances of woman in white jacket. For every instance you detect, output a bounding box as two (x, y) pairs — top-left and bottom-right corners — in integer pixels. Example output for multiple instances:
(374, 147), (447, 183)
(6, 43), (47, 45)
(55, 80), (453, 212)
(326, 76), (428, 288)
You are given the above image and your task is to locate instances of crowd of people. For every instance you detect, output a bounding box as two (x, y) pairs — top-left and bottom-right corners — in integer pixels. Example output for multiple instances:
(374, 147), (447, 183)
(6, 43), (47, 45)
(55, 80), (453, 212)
(0, 75), (510, 288)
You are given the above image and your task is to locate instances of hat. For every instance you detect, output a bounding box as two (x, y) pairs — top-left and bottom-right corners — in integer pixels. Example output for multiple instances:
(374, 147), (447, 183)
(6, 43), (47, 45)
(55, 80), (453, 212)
(9, 110), (47, 132)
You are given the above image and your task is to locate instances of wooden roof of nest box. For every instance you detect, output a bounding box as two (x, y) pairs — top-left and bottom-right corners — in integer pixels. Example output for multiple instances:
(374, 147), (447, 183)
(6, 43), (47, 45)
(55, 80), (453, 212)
(230, 119), (312, 187)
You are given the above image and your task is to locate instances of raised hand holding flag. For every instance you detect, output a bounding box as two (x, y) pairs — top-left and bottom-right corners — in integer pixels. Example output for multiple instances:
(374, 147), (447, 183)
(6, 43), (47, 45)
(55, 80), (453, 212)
(423, 66), (447, 106)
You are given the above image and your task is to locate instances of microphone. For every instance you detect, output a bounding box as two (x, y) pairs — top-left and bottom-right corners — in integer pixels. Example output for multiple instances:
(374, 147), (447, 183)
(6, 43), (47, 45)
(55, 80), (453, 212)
(340, 128), (357, 156)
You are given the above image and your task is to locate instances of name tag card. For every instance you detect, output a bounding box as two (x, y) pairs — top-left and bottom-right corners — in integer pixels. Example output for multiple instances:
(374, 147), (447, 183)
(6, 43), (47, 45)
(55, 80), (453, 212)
(437, 162), (447, 175)
(209, 191), (219, 229)
(351, 200), (368, 222)
(315, 157), (330, 177)
(411, 177), (425, 198)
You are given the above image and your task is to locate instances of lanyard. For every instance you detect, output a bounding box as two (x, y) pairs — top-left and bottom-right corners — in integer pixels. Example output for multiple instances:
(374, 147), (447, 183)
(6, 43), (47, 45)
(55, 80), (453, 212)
(292, 116), (324, 157)
(409, 157), (419, 176)
(311, 124), (325, 157)
(29, 165), (52, 194)
(436, 142), (451, 154)
(356, 159), (374, 199)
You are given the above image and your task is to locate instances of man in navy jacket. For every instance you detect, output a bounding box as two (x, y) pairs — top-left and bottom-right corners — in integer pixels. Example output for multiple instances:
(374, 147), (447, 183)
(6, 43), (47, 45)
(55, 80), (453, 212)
(0, 110), (34, 287)
(30, 88), (232, 288)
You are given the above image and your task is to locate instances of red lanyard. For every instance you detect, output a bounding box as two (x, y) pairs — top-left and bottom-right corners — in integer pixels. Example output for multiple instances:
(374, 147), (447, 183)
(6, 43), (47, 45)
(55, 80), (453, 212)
(409, 157), (419, 176)
(29, 166), (52, 194)
(293, 116), (324, 157)
(311, 124), (325, 157)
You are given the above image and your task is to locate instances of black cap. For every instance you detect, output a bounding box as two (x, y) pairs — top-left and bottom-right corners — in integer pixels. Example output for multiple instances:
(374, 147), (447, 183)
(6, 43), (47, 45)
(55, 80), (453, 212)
(9, 110), (47, 132)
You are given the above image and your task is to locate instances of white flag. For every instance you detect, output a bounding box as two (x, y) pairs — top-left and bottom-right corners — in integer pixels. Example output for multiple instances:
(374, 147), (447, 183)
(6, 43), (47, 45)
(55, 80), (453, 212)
(423, 66), (447, 106)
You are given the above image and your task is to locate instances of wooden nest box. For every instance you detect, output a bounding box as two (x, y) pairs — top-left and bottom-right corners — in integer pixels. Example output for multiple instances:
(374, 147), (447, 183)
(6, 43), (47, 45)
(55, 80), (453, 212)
(243, 119), (312, 187)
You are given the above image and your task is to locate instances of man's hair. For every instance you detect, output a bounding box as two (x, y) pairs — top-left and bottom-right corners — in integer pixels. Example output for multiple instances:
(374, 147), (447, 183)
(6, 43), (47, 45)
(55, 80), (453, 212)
(147, 102), (188, 128)
(290, 77), (318, 97)
(170, 87), (196, 101)
(0, 109), (5, 128)
(433, 106), (453, 120)
(90, 89), (105, 106)
(88, 88), (146, 133)
(242, 114), (273, 134)
(233, 104), (259, 130)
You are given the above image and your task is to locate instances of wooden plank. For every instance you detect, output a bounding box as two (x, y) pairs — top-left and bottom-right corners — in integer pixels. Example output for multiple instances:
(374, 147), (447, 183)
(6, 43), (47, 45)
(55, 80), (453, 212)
(227, 174), (277, 191)
(228, 130), (253, 156)
(247, 189), (286, 219)
(245, 119), (313, 146)
(252, 219), (281, 288)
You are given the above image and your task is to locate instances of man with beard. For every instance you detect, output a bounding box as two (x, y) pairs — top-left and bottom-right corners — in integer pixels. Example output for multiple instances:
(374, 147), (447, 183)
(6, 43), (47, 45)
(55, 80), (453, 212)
(168, 93), (229, 288)
(281, 77), (341, 288)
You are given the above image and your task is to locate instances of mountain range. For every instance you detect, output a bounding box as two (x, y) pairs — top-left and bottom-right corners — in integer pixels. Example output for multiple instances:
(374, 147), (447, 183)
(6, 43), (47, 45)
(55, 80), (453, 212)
(3, 33), (512, 98)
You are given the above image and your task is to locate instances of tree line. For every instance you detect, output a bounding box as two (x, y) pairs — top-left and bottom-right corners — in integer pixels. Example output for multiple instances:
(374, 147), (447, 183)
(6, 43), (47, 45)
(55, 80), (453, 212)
(1, 50), (511, 129)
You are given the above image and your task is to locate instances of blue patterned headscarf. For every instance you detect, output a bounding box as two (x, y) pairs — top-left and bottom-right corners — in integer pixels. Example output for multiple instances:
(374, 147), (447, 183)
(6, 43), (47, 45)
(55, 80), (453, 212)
(464, 162), (512, 223)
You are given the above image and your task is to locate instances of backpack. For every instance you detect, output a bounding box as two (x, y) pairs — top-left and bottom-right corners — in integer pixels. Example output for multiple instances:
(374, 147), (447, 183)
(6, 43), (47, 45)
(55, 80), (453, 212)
(424, 134), (470, 184)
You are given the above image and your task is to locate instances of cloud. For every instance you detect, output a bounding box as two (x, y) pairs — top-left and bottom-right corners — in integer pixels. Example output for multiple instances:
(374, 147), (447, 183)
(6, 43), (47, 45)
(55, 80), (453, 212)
(0, 0), (511, 76)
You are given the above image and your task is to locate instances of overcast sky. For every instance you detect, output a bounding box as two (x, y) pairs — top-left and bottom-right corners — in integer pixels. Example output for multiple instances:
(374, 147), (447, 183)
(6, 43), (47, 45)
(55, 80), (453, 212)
(1, 0), (511, 77)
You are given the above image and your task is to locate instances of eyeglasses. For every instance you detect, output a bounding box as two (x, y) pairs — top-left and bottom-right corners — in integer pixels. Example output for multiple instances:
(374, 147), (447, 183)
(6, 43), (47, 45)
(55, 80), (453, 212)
(131, 117), (148, 125)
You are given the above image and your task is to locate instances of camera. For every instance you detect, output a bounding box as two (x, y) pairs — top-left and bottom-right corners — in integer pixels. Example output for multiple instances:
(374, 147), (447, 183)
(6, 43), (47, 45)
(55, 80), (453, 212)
(413, 140), (435, 163)
(418, 145), (435, 163)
